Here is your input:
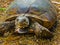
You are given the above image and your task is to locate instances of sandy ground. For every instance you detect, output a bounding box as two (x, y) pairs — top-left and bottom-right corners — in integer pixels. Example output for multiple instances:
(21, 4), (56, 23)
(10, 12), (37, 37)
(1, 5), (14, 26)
(0, 0), (60, 45)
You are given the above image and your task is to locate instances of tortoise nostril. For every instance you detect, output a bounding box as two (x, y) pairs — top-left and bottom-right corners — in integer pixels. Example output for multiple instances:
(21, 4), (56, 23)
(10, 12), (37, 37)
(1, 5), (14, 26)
(20, 19), (26, 23)
(16, 19), (19, 21)
(23, 19), (26, 22)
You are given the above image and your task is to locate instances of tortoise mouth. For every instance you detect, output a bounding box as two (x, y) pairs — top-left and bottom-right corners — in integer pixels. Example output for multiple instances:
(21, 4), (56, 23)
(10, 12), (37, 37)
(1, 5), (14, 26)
(15, 28), (28, 33)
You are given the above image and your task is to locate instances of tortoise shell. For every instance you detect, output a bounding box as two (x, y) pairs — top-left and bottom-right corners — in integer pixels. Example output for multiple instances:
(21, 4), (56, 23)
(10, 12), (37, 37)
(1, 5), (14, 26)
(4, 0), (57, 38)
(6, 0), (57, 30)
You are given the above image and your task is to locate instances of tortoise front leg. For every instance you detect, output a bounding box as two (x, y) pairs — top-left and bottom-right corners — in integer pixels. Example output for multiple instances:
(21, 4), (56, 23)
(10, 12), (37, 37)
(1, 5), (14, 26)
(0, 21), (15, 34)
(32, 22), (54, 38)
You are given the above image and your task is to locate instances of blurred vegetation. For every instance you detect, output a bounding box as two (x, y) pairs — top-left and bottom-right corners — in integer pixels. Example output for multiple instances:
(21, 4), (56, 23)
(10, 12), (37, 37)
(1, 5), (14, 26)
(0, 8), (6, 11)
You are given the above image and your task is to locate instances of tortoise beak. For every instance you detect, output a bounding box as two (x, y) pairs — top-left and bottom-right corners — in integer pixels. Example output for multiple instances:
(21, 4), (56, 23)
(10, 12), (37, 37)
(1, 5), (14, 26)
(15, 28), (28, 33)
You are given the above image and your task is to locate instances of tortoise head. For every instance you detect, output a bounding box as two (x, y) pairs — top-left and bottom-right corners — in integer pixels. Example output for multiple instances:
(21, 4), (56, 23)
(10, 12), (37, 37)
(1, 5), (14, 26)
(15, 15), (29, 33)
(15, 15), (29, 29)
